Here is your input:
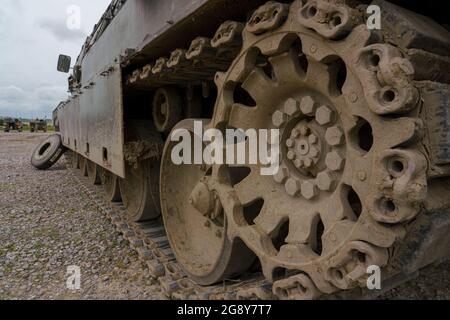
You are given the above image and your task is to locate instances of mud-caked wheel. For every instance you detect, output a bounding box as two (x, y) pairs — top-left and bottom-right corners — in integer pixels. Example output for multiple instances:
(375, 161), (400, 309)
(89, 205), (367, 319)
(119, 120), (163, 222)
(160, 120), (256, 285)
(119, 160), (161, 221)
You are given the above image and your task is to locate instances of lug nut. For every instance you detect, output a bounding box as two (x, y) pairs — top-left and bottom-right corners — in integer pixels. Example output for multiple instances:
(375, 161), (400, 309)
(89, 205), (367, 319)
(316, 106), (334, 125)
(301, 181), (318, 200)
(284, 98), (301, 117)
(286, 139), (295, 148)
(294, 159), (303, 168)
(287, 151), (296, 160)
(300, 96), (317, 116)
(272, 111), (288, 128)
(308, 134), (318, 144)
(291, 129), (300, 138)
(303, 158), (313, 169)
(299, 125), (310, 136)
(309, 146), (319, 158)
(285, 178), (301, 197)
(316, 172), (335, 191)
(274, 167), (290, 184)
(325, 126), (344, 146)
(326, 152), (345, 171)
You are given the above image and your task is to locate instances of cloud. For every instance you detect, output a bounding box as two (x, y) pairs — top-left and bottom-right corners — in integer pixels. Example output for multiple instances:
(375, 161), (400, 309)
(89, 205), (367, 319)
(0, 85), (68, 118)
(38, 17), (87, 41)
(0, 0), (110, 118)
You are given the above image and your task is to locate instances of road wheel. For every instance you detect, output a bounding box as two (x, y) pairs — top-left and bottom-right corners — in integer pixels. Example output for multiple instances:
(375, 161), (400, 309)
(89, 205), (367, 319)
(79, 155), (88, 177)
(66, 150), (79, 169)
(87, 160), (102, 185)
(119, 120), (163, 222)
(31, 134), (67, 170)
(160, 119), (256, 285)
(100, 169), (121, 202)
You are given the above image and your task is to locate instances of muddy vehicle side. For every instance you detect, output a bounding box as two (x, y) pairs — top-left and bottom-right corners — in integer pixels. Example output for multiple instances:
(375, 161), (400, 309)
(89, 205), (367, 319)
(53, 0), (450, 299)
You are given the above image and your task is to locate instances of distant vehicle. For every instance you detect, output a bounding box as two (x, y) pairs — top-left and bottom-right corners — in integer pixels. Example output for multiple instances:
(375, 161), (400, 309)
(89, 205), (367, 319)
(29, 119), (48, 133)
(4, 118), (23, 132)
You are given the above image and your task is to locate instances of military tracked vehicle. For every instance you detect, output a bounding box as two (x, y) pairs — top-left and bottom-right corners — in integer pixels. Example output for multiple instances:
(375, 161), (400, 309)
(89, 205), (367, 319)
(29, 119), (48, 133)
(51, 0), (450, 299)
(4, 118), (23, 133)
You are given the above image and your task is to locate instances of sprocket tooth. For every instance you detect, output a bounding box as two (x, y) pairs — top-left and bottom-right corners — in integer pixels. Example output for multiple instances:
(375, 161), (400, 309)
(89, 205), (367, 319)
(254, 204), (287, 238)
(285, 212), (320, 246)
(376, 117), (423, 149)
(269, 50), (306, 82)
(241, 68), (276, 107)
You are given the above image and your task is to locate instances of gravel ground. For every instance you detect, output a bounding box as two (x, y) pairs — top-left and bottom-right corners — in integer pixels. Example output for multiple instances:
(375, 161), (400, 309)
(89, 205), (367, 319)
(0, 133), (165, 300)
(0, 133), (448, 300)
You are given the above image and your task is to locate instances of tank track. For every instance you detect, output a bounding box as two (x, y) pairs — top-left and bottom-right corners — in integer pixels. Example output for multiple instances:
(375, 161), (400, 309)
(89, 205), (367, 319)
(67, 157), (447, 300)
(125, 20), (245, 88)
(67, 162), (275, 300)
(117, 0), (450, 299)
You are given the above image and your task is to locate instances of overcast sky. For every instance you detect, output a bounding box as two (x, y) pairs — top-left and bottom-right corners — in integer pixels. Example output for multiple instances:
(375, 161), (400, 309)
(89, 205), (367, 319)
(0, 0), (110, 119)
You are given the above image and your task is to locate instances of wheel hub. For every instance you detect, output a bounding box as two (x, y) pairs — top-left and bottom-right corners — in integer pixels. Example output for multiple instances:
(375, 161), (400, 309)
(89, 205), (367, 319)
(287, 122), (321, 170)
(272, 95), (345, 198)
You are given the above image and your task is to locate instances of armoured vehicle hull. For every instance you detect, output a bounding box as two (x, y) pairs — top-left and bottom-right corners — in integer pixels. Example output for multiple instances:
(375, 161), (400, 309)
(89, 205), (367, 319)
(54, 0), (450, 299)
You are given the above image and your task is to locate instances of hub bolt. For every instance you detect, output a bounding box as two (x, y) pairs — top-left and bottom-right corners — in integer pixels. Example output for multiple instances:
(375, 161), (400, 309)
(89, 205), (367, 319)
(285, 178), (301, 197)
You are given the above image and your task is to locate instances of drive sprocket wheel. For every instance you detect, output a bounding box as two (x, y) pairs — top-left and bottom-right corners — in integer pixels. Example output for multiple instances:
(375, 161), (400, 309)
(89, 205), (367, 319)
(160, 119), (256, 285)
(204, 1), (428, 298)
